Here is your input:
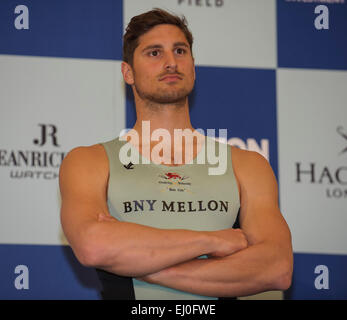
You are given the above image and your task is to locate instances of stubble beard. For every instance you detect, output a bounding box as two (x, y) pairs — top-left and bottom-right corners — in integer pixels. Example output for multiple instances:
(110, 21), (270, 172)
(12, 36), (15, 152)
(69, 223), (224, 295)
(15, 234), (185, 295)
(133, 78), (194, 107)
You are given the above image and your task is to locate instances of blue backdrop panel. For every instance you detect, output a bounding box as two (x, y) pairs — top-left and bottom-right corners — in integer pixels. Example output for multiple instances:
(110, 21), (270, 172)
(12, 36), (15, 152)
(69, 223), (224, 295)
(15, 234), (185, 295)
(191, 66), (278, 175)
(0, 244), (101, 300)
(0, 0), (123, 60)
(277, 0), (347, 70)
(286, 253), (347, 300)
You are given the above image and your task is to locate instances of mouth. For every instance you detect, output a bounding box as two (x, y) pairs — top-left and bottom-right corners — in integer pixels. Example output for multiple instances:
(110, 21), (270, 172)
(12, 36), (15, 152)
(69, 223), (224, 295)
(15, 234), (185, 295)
(159, 74), (183, 82)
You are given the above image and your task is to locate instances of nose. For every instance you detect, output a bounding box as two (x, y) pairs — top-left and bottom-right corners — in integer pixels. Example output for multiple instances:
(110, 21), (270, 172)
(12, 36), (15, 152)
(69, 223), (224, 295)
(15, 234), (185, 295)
(164, 51), (177, 72)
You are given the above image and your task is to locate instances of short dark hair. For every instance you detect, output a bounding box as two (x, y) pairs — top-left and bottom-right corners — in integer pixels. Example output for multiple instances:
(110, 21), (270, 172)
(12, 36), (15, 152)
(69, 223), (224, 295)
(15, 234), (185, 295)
(123, 8), (194, 66)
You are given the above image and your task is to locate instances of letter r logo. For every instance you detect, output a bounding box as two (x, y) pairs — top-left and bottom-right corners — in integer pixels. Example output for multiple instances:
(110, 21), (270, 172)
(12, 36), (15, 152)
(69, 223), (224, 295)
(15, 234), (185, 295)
(33, 124), (60, 147)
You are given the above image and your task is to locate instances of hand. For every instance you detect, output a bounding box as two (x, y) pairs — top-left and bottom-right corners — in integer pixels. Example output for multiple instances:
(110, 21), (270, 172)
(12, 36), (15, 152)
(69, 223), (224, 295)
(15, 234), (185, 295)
(207, 228), (248, 257)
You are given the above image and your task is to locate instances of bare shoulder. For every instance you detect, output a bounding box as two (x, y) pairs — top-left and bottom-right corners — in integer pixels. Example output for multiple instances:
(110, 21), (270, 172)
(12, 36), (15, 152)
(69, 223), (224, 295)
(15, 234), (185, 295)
(59, 143), (109, 191)
(60, 143), (107, 172)
(230, 146), (278, 192)
(62, 143), (106, 165)
(231, 146), (269, 167)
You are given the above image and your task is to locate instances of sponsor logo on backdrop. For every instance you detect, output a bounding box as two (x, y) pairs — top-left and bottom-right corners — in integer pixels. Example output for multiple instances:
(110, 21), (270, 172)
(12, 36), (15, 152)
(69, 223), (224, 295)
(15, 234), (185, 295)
(314, 5), (329, 30)
(14, 5), (29, 30)
(0, 124), (67, 180)
(295, 126), (347, 199)
(314, 265), (329, 290)
(337, 126), (347, 155)
(14, 265), (29, 290)
(177, 0), (224, 7)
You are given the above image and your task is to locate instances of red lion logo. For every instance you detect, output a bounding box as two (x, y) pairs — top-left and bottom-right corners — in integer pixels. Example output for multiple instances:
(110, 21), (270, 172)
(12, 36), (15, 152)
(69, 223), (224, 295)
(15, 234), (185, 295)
(165, 172), (182, 180)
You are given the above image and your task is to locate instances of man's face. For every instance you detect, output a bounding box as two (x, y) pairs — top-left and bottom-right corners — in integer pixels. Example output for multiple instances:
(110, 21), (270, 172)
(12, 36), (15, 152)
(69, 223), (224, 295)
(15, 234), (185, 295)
(128, 24), (195, 105)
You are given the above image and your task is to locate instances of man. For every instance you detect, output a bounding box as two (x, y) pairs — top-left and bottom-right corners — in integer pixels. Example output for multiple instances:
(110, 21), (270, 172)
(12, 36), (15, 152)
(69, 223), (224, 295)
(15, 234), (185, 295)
(59, 9), (293, 300)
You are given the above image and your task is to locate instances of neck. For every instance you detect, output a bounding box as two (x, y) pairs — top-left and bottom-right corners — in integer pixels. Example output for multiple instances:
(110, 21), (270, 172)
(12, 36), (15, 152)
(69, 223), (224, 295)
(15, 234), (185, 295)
(125, 97), (204, 166)
(133, 96), (194, 137)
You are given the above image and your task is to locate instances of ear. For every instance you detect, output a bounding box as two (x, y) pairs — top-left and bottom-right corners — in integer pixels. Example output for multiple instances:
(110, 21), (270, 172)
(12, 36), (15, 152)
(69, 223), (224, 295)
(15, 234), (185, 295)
(121, 61), (135, 85)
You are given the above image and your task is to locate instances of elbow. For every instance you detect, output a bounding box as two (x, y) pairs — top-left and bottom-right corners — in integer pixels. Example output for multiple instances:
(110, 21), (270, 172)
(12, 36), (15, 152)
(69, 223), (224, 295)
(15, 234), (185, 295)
(68, 224), (114, 269)
(273, 259), (293, 291)
(76, 243), (102, 268)
(78, 245), (137, 276)
(68, 235), (104, 268)
(275, 268), (293, 291)
(74, 228), (127, 274)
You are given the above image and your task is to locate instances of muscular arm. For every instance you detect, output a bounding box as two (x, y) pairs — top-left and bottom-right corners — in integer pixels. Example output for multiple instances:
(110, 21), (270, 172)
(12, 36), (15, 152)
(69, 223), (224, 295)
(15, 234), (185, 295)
(59, 145), (247, 277)
(138, 149), (293, 297)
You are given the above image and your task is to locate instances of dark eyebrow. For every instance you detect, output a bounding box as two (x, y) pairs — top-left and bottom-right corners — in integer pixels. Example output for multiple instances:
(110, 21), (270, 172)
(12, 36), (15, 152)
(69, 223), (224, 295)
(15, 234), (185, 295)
(141, 44), (163, 53)
(141, 42), (189, 53)
(173, 42), (189, 48)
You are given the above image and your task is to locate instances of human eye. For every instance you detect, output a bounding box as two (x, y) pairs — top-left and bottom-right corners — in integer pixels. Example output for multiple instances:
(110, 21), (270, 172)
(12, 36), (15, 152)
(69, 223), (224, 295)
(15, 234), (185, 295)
(175, 47), (187, 55)
(148, 49), (161, 57)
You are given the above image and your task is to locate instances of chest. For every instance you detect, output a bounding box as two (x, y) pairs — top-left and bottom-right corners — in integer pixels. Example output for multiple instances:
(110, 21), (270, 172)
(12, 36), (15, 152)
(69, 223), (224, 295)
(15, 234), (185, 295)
(107, 163), (240, 231)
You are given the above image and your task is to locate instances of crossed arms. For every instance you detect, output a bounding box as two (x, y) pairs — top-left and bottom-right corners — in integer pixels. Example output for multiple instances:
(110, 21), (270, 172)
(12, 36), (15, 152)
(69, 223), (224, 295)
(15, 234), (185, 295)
(59, 144), (293, 297)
